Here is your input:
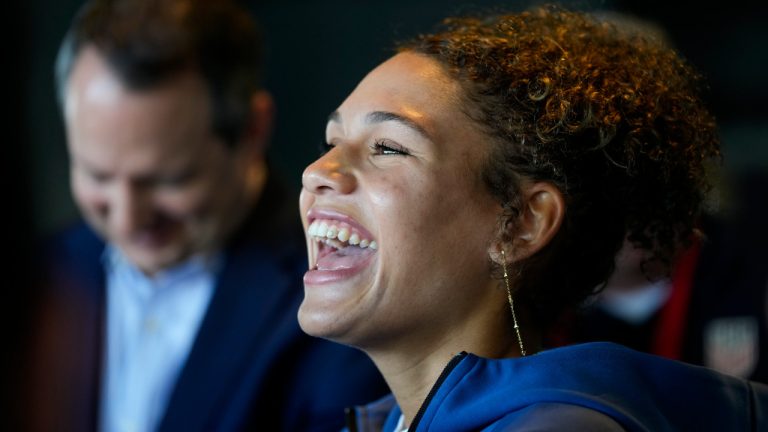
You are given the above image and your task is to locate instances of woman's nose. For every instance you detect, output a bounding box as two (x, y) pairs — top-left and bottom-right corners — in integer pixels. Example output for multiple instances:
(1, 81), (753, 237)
(301, 148), (356, 196)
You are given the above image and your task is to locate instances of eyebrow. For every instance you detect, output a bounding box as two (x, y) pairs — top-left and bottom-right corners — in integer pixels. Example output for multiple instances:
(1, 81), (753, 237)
(327, 110), (432, 141)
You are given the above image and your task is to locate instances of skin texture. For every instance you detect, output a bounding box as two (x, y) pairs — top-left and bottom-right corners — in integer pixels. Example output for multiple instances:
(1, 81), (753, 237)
(299, 52), (564, 424)
(65, 46), (267, 276)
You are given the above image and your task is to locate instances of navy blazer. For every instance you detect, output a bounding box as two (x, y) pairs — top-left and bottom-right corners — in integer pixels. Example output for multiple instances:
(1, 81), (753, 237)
(29, 175), (388, 431)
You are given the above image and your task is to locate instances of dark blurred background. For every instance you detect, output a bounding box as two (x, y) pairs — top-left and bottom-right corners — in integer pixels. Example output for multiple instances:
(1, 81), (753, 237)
(5, 0), (767, 424)
(16, 0), (768, 239)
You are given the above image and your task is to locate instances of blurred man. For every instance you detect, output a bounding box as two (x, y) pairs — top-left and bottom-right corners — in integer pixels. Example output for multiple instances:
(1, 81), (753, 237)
(26, 0), (387, 430)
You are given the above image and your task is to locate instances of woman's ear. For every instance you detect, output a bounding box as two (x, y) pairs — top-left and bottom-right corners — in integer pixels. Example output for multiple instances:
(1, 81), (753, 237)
(490, 182), (565, 264)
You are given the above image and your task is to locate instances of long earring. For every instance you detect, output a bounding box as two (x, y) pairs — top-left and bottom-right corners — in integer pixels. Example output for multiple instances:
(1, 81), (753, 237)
(501, 250), (526, 356)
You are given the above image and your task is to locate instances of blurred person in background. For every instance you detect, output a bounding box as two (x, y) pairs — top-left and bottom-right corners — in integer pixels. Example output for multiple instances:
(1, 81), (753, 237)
(561, 168), (768, 383)
(544, 11), (768, 384)
(24, 0), (387, 430)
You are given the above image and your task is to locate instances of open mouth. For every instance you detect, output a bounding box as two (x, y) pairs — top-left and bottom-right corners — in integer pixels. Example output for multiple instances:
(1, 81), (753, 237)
(304, 218), (377, 284)
(309, 219), (377, 269)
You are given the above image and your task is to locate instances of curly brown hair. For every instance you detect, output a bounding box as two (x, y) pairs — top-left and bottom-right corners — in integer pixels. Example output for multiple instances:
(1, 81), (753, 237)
(401, 5), (721, 332)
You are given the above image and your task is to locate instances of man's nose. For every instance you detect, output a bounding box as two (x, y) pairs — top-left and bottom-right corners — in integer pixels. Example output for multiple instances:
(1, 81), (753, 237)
(111, 182), (152, 234)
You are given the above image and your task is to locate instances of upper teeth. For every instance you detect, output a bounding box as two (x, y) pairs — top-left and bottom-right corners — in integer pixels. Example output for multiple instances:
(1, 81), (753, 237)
(307, 219), (377, 250)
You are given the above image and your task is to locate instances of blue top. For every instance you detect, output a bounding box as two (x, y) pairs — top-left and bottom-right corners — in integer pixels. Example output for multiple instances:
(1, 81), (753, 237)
(349, 342), (768, 431)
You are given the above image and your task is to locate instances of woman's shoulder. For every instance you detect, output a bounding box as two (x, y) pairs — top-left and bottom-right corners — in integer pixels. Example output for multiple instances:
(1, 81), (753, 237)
(451, 343), (767, 431)
(491, 402), (625, 431)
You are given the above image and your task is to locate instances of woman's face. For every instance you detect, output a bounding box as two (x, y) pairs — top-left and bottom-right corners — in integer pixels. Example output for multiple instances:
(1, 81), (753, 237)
(299, 52), (505, 351)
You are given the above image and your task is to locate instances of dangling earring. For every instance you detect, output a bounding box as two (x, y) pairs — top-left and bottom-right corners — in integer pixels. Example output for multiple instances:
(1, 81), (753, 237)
(501, 250), (526, 356)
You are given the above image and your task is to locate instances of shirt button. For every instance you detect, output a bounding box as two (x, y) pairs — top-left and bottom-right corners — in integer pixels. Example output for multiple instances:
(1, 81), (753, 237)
(144, 317), (159, 333)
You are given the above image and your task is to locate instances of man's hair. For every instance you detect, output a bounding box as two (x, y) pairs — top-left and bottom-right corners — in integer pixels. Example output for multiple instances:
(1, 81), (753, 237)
(56, 0), (264, 147)
(401, 5), (721, 331)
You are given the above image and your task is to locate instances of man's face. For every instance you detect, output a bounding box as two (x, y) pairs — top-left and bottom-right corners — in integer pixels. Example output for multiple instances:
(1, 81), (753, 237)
(64, 46), (255, 275)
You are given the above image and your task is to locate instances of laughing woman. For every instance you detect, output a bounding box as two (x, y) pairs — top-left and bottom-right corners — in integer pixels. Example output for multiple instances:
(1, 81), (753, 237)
(298, 6), (768, 431)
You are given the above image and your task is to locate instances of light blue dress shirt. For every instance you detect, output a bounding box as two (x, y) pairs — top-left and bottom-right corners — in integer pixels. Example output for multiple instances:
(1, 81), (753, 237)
(100, 247), (221, 432)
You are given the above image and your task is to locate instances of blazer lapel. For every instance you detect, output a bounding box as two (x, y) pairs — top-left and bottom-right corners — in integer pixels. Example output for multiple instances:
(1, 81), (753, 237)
(158, 237), (306, 431)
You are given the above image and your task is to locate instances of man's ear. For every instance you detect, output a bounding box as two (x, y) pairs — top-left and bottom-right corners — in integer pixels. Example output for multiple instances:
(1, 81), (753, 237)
(490, 182), (565, 264)
(236, 91), (274, 198)
(244, 90), (274, 153)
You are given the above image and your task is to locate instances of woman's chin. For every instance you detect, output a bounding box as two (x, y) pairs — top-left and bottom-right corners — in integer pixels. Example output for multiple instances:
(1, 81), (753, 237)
(297, 299), (358, 343)
(299, 265), (377, 340)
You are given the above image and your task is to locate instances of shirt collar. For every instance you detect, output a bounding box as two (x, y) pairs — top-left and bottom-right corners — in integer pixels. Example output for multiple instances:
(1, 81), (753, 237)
(102, 246), (224, 290)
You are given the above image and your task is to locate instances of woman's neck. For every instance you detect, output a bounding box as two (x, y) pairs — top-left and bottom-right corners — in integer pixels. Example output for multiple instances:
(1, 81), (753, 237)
(370, 340), (462, 425)
(368, 320), (523, 426)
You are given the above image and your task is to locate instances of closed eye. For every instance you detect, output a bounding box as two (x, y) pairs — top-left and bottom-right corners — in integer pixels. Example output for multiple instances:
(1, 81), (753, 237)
(372, 139), (410, 156)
